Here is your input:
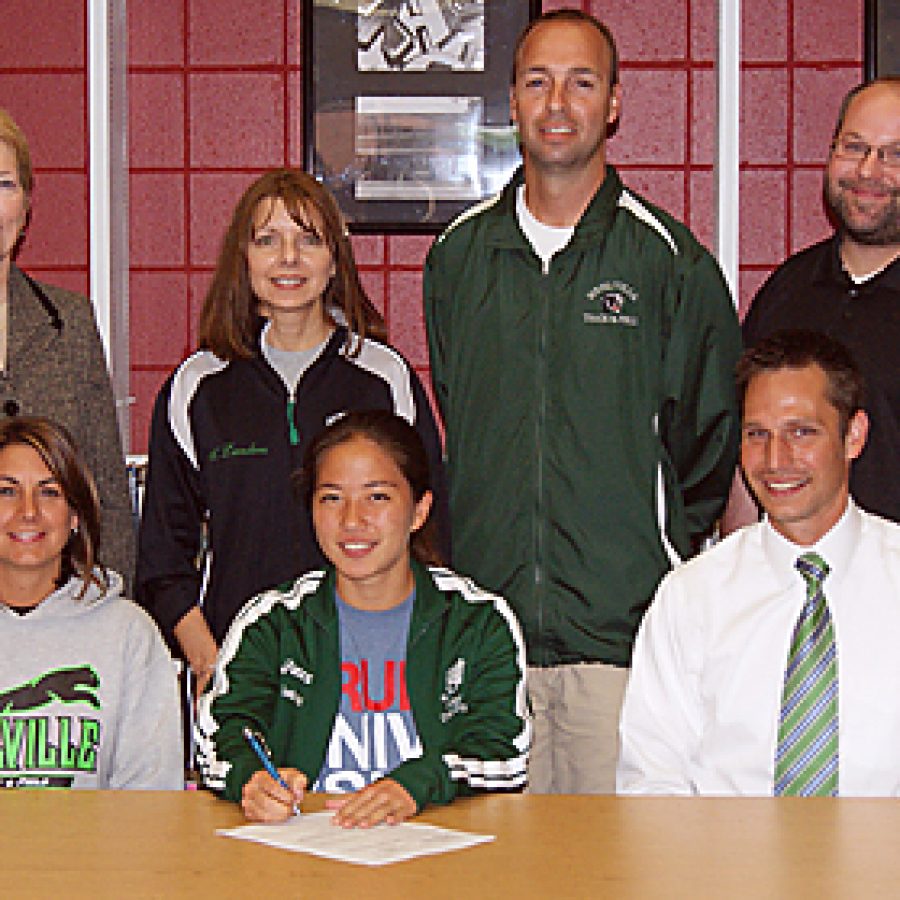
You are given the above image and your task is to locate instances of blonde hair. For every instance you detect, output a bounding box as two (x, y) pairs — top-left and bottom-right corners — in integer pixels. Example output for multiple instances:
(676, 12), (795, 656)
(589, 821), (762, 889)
(0, 108), (32, 203)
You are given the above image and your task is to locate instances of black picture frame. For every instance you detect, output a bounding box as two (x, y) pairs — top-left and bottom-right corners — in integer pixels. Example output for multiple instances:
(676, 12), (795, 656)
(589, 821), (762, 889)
(303, 0), (539, 234)
(864, 0), (899, 79)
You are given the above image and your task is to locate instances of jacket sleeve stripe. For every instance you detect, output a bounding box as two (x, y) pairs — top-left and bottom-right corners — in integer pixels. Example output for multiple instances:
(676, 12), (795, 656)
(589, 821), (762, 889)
(652, 414), (684, 568)
(349, 339), (416, 424)
(442, 752), (529, 788)
(618, 190), (679, 255)
(435, 189), (504, 244)
(167, 351), (228, 469)
(430, 567), (532, 790)
(194, 572), (324, 791)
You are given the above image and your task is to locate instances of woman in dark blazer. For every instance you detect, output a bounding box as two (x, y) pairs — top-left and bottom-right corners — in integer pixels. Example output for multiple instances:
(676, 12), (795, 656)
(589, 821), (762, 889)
(0, 108), (133, 579)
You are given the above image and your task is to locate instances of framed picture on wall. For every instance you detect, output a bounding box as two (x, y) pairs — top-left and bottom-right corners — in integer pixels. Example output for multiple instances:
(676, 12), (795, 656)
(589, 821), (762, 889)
(865, 0), (899, 78)
(303, 0), (539, 233)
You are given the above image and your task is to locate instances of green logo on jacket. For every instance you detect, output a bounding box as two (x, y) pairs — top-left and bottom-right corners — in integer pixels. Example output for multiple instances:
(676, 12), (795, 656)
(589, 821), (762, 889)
(208, 442), (269, 463)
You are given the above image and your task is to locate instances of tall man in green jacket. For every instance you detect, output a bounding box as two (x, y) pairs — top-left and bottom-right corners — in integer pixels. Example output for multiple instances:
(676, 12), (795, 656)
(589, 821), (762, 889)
(423, 9), (741, 793)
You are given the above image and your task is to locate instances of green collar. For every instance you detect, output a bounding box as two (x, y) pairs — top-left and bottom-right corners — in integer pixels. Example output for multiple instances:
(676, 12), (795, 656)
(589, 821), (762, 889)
(485, 165), (624, 251)
(302, 559), (449, 639)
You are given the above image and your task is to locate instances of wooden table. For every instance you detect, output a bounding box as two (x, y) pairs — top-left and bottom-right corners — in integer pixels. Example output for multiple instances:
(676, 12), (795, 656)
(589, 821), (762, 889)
(8, 790), (900, 898)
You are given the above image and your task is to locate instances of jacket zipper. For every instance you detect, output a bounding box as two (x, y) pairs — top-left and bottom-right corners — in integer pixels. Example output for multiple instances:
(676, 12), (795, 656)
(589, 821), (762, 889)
(286, 385), (299, 446)
(534, 255), (552, 654)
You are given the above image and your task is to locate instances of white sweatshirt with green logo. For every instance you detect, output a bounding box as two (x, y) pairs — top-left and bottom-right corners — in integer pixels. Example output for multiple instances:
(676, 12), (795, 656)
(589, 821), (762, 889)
(0, 571), (182, 789)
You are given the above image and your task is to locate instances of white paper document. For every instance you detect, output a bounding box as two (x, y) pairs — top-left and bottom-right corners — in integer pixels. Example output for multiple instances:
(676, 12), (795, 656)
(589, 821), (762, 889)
(217, 811), (494, 866)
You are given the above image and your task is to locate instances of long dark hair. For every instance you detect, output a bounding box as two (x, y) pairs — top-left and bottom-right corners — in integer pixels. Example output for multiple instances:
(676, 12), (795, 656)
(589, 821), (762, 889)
(298, 410), (443, 567)
(198, 168), (386, 360)
(0, 416), (104, 599)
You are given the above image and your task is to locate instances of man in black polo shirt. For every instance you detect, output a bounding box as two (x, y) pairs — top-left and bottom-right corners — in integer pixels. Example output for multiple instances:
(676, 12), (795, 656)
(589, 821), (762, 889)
(740, 77), (899, 523)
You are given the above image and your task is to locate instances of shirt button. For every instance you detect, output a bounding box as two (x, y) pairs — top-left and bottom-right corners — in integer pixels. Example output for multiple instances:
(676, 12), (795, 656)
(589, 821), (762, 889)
(848, 288), (858, 298)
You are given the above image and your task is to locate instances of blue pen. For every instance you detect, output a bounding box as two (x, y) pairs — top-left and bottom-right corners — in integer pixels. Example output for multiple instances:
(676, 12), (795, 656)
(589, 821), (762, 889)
(243, 726), (301, 815)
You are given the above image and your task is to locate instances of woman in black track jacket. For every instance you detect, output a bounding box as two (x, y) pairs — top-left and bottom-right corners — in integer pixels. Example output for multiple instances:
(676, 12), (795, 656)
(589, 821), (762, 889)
(136, 169), (446, 697)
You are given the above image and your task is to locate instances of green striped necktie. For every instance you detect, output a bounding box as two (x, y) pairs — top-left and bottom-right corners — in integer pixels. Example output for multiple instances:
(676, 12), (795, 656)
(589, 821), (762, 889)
(774, 552), (838, 797)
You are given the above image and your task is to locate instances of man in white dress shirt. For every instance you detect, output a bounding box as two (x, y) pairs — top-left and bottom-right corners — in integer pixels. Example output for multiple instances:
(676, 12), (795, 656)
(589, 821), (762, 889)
(617, 329), (900, 795)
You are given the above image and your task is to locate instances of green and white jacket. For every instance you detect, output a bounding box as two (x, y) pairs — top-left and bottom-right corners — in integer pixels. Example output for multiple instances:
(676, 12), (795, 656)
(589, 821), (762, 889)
(196, 561), (530, 809)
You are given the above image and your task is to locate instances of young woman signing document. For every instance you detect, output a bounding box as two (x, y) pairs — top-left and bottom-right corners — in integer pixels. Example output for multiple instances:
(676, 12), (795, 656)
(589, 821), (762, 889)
(196, 411), (529, 827)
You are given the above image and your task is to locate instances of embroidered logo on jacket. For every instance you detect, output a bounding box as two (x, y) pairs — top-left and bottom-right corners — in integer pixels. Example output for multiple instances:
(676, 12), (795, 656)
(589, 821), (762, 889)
(208, 442), (269, 463)
(440, 657), (468, 723)
(583, 281), (639, 327)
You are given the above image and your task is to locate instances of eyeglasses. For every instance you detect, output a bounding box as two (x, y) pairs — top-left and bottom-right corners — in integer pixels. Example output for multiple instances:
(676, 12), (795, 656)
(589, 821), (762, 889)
(831, 135), (900, 169)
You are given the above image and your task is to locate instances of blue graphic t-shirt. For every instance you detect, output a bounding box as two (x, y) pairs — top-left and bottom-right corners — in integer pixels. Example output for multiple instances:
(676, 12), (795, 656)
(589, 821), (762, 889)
(313, 590), (421, 792)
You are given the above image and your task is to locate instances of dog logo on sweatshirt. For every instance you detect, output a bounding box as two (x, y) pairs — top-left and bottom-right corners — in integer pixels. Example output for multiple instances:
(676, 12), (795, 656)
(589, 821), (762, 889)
(0, 665), (99, 713)
(0, 665), (102, 788)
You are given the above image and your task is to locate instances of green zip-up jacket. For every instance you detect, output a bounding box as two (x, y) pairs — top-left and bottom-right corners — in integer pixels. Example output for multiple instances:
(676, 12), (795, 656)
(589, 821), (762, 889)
(424, 166), (741, 668)
(195, 562), (530, 810)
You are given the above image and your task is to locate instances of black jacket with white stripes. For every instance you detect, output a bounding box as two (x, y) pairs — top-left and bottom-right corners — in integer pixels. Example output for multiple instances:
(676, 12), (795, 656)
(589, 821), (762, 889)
(136, 326), (447, 650)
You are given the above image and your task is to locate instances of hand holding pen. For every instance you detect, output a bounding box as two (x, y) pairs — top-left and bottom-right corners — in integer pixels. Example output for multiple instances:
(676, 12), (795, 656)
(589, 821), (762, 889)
(241, 727), (306, 823)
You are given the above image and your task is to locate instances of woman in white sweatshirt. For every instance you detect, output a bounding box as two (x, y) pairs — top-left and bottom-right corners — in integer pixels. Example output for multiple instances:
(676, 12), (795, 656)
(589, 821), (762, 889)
(0, 416), (182, 789)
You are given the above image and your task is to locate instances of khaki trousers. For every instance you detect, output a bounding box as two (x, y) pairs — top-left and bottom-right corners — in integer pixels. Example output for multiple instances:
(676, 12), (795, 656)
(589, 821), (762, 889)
(526, 662), (630, 794)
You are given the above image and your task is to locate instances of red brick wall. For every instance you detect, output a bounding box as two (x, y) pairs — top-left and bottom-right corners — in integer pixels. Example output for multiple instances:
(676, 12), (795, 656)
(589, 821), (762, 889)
(0, 0), (89, 296)
(0, 1), (864, 452)
(735, 0), (862, 316)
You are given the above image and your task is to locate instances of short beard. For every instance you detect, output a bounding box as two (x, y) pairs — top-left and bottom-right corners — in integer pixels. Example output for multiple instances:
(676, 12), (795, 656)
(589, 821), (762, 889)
(825, 178), (900, 246)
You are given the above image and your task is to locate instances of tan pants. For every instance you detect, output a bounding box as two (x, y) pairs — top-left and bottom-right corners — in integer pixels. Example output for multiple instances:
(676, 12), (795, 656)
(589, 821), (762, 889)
(526, 662), (630, 794)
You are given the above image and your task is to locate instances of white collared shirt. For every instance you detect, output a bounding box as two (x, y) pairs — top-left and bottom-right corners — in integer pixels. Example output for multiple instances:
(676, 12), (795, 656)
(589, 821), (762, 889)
(617, 502), (900, 796)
